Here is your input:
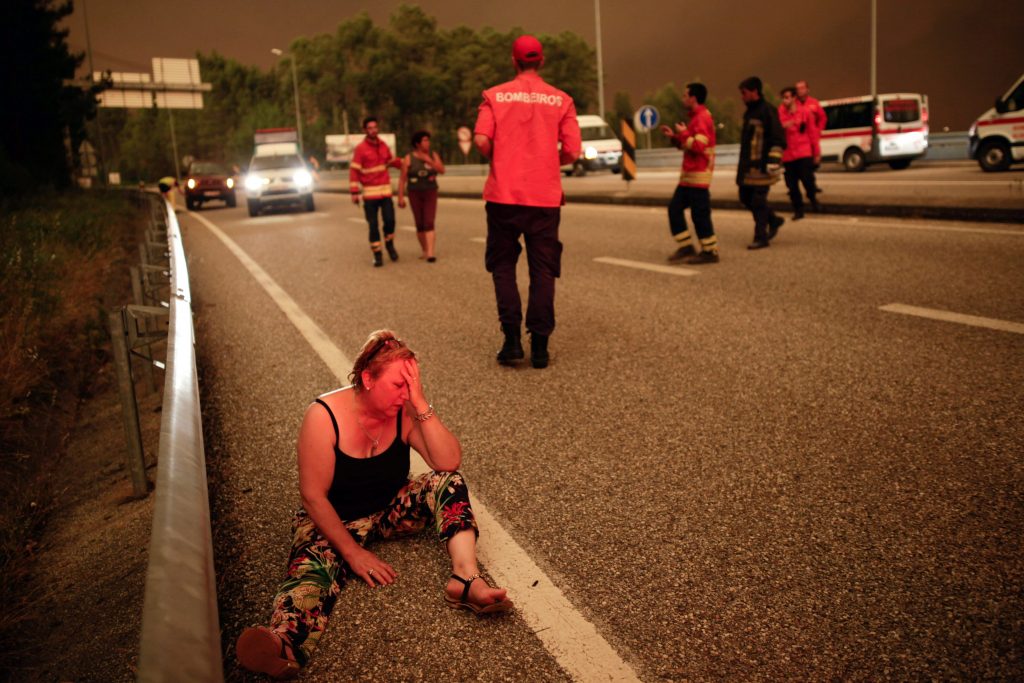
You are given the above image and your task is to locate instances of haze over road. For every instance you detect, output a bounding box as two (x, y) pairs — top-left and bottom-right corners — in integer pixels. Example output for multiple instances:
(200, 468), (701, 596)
(183, 191), (1023, 680)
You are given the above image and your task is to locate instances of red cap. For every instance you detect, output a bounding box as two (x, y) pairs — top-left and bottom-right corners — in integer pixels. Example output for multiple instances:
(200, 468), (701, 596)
(512, 35), (543, 62)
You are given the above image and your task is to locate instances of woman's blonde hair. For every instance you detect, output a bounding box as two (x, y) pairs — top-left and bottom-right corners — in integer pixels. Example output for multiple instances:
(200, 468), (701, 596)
(348, 329), (416, 391)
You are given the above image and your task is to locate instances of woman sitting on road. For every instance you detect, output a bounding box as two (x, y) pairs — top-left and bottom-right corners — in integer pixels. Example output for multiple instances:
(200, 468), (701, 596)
(236, 330), (512, 679)
(397, 130), (446, 262)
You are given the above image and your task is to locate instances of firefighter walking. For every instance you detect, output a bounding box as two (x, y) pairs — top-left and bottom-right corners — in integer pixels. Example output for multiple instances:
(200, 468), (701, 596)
(660, 82), (719, 265)
(473, 34), (581, 369)
(350, 117), (403, 267)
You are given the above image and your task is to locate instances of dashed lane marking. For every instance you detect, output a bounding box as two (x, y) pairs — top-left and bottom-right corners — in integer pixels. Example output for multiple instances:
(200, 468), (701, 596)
(470, 237), (487, 243)
(594, 256), (699, 276)
(880, 303), (1024, 335)
(189, 211), (642, 683)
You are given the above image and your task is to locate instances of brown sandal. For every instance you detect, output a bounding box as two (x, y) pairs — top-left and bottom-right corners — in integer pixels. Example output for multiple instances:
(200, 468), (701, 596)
(444, 573), (514, 615)
(236, 626), (301, 680)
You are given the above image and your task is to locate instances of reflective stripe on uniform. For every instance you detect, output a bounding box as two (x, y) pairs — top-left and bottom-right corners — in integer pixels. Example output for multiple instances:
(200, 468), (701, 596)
(361, 184), (393, 198)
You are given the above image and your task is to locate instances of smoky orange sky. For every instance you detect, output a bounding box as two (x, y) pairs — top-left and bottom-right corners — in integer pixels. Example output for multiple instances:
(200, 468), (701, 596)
(64, 0), (1024, 130)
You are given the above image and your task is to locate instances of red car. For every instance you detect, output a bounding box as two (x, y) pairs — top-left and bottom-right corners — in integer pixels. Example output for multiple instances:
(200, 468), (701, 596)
(184, 161), (237, 210)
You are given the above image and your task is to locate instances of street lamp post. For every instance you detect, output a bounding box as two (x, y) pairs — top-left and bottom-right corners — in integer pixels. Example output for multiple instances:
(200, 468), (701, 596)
(870, 0), (877, 100)
(595, 0), (605, 119)
(271, 48), (303, 150)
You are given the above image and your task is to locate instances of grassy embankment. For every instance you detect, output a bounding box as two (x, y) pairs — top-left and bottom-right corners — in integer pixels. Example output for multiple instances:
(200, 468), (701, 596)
(0, 190), (145, 674)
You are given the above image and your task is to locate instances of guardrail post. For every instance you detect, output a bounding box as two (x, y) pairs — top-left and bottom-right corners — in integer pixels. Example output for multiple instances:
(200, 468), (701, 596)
(129, 266), (157, 394)
(108, 307), (149, 497)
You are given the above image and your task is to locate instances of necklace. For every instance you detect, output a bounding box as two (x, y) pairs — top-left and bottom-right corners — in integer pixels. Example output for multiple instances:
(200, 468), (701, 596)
(356, 415), (385, 456)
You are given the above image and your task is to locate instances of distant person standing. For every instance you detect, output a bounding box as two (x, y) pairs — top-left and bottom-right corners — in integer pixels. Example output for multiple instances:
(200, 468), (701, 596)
(473, 35), (581, 369)
(397, 130), (446, 263)
(737, 76), (786, 250)
(659, 82), (719, 264)
(796, 79), (827, 196)
(157, 175), (180, 210)
(778, 86), (817, 220)
(350, 117), (402, 267)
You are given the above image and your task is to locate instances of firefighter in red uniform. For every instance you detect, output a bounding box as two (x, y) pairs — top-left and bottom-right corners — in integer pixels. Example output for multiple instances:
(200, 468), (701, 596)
(473, 35), (581, 369)
(796, 79), (826, 200)
(659, 82), (719, 264)
(350, 117), (403, 267)
(779, 86), (817, 219)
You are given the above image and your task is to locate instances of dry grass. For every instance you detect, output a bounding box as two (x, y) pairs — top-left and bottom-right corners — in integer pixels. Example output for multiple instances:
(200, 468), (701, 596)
(0, 189), (146, 679)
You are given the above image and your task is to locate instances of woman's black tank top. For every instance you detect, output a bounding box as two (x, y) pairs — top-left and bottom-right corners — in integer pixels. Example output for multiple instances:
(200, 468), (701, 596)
(314, 398), (410, 521)
(406, 154), (438, 191)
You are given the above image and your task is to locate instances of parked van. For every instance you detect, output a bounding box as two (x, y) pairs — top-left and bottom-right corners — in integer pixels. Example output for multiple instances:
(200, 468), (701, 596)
(561, 114), (622, 176)
(968, 73), (1024, 172)
(819, 93), (929, 171)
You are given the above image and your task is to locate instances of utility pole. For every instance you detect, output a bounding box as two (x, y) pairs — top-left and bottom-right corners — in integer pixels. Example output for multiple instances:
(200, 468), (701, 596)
(595, 0), (605, 118)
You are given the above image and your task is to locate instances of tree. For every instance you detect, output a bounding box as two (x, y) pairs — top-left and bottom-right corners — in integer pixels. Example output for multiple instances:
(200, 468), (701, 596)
(0, 0), (102, 194)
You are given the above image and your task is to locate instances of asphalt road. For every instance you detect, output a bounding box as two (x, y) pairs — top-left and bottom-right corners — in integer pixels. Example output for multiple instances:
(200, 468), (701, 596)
(183, 190), (1023, 680)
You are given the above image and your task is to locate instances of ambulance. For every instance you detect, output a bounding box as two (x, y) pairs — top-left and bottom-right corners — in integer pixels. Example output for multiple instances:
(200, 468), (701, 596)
(819, 93), (929, 171)
(968, 73), (1024, 172)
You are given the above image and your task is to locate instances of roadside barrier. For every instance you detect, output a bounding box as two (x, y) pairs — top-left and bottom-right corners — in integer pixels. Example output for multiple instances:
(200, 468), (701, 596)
(134, 195), (223, 682)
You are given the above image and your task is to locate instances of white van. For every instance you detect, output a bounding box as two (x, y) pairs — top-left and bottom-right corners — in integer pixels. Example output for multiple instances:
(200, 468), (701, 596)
(819, 93), (929, 171)
(968, 73), (1024, 172)
(561, 114), (622, 176)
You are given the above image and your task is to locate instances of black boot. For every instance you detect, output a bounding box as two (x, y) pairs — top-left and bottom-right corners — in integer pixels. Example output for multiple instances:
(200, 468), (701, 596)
(385, 240), (399, 262)
(496, 324), (524, 366)
(667, 244), (697, 262)
(530, 333), (549, 369)
(372, 250), (384, 267)
(768, 214), (785, 240)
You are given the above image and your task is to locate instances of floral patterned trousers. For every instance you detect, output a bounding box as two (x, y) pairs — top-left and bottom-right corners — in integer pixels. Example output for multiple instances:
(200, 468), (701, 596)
(267, 470), (478, 666)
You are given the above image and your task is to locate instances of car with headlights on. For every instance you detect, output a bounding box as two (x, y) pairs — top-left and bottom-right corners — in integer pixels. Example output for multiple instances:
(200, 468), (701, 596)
(184, 161), (236, 210)
(244, 153), (315, 216)
(561, 114), (623, 177)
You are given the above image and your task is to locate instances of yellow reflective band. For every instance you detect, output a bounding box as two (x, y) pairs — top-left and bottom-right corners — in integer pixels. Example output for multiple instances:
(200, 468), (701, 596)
(694, 134), (709, 145)
(685, 137), (695, 150)
(361, 184), (393, 198)
(350, 162), (363, 170)
(362, 164), (387, 174)
(674, 232), (693, 244)
(700, 236), (718, 247)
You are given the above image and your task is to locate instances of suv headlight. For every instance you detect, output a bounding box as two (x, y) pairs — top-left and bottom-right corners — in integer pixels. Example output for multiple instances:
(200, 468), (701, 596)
(186, 178), (197, 189)
(226, 177), (234, 189)
(245, 174), (267, 191)
(584, 146), (598, 160)
(293, 169), (313, 188)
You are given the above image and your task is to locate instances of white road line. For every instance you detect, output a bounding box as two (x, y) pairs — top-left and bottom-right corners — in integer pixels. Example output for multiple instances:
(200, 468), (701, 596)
(470, 236), (487, 243)
(190, 212), (641, 683)
(880, 303), (1024, 335)
(595, 256), (698, 276)
(811, 217), (1023, 237)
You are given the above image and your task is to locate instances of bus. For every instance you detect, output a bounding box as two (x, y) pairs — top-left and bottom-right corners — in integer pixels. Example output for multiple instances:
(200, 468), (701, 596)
(819, 93), (929, 171)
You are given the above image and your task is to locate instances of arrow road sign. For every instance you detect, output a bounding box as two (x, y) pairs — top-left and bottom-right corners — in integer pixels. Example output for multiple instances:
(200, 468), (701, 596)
(633, 105), (660, 132)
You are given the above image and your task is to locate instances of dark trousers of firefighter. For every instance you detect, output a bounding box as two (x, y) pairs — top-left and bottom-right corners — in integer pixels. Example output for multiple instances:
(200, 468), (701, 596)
(738, 185), (779, 242)
(783, 157), (816, 211)
(363, 197), (396, 247)
(484, 202), (562, 337)
(668, 185), (716, 250)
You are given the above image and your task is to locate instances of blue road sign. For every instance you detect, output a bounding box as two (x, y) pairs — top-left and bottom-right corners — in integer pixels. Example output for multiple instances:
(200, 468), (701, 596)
(633, 105), (660, 132)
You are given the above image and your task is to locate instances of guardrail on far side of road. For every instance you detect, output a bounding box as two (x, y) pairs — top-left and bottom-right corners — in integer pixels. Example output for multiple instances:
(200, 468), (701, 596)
(137, 196), (223, 682)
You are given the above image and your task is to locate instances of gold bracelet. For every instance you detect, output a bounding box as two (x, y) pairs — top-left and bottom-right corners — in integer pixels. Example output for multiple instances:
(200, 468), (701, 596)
(414, 404), (435, 422)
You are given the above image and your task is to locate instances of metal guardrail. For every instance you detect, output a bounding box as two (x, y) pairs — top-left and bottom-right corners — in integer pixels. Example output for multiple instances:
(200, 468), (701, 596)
(137, 195), (223, 682)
